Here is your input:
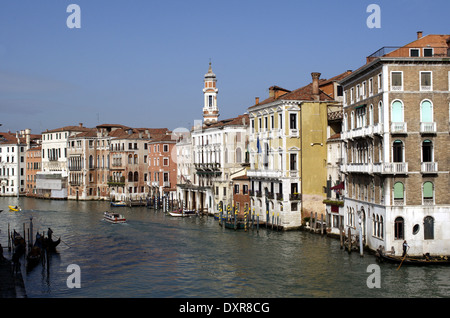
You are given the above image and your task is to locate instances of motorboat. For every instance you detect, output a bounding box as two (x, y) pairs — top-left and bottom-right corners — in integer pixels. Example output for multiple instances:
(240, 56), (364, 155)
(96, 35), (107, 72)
(103, 211), (127, 224)
(169, 209), (196, 217)
(8, 205), (21, 211)
(110, 201), (127, 207)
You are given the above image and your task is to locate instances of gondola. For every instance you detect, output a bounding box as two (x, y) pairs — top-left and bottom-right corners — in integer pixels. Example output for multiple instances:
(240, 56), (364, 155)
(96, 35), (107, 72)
(26, 245), (42, 271)
(376, 249), (450, 266)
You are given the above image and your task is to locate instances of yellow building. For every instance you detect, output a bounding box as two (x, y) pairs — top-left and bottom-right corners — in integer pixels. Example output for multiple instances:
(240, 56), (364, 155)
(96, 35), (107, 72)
(247, 72), (346, 229)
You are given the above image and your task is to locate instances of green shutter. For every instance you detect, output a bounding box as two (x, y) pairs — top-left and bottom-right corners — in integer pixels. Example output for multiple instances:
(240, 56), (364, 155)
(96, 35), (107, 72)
(394, 182), (404, 199)
(421, 100), (432, 122)
(391, 101), (403, 122)
(423, 182), (433, 199)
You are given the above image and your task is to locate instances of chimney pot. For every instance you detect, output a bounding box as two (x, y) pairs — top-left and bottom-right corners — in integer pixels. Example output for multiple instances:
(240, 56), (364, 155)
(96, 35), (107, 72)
(255, 97), (259, 104)
(417, 31), (423, 39)
(311, 72), (321, 99)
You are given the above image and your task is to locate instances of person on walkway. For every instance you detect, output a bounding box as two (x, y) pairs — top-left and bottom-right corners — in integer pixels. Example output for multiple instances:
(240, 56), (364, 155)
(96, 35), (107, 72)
(402, 240), (409, 257)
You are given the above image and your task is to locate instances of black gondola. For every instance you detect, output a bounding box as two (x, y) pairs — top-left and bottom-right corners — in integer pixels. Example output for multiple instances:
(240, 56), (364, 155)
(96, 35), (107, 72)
(376, 249), (450, 266)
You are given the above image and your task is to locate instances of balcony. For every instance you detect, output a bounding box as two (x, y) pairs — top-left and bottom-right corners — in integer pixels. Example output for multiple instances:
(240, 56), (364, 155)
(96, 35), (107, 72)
(163, 181), (171, 188)
(381, 162), (408, 174)
(290, 193), (301, 201)
(420, 122), (436, 134)
(276, 193), (283, 201)
(421, 162), (438, 174)
(247, 169), (282, 178)
(391, 122), (407, 134)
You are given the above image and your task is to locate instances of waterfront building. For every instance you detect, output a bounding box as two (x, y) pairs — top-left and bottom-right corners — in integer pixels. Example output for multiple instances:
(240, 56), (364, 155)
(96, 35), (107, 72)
(247, 72), (347, 230)
(108, 127), (168, 202)
(0, 129), (38, 197)
(25, 145), (42, 197)
(339, 32), (450, 256)
(177, 63), (249, 214)
(67, 125), (115, 200)
(148, 132), (177, 203)
(37, 124), (92, 199)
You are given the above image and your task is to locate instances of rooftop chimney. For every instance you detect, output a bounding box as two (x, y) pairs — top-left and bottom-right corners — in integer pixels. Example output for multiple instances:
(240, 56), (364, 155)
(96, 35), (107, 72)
(311, 72), (321, 101)
(417, 31), (423, 39)
(255, 97), (259, 105)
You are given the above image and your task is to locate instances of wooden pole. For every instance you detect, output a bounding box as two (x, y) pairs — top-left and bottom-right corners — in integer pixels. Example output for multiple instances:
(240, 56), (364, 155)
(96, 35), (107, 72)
(320, 214), (324, 236)
(339, 226), (343, 249)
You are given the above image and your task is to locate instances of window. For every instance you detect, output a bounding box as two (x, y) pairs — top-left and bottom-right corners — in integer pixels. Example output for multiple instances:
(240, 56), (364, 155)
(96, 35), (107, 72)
(234, 184), (239, 194)
(423, 182), (433, 204)
(393, 140), (403, 162)
(410, 48), (420, 57)
(423, 216), (434, 239)
(393, 182), (404, 205)
(394, 217), (404, 240)
(423, 48), (433, 57)
(420, 100), (433, 127)
(391, 71), (403, 90)
(391, 100), (404, 122)
(208, 95), (213, 107)
(422, 140), (433, 162)
(378, 73), (382, 92)
(420, 72), (432, 91)
(289, 114), (297, 130)
(279, 114), (283, 130)
(163, 144), (169, 152)
(290, 153), (297, 171)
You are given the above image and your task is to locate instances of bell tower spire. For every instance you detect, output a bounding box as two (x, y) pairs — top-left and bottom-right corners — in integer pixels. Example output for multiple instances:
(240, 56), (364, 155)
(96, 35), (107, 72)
(203, 61), (219, 124)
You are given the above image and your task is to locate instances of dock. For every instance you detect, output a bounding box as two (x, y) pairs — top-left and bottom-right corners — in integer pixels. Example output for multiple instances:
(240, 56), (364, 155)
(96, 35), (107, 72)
(0, 256), (27, 298)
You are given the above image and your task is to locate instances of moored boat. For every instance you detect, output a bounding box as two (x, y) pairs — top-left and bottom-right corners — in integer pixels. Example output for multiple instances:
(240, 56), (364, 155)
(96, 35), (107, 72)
(111, 201), (127, 207)
(104, 211), (127, 223)
(376, 249), (450, 266)
(169, 209), (196, 217)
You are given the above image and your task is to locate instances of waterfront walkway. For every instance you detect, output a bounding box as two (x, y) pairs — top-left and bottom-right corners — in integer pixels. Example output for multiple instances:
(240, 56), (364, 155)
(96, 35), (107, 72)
(0, 257), (27, 298)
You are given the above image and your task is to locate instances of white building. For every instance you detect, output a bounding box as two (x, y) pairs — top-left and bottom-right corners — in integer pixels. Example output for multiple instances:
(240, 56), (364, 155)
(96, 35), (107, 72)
(0, 129), (35, 197)
(37, 123), (91, 199)
(177, 63), (249, 214)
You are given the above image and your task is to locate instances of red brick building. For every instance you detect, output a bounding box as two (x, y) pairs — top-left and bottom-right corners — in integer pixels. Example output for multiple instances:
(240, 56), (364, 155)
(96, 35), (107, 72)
(148, 132), (177, 203)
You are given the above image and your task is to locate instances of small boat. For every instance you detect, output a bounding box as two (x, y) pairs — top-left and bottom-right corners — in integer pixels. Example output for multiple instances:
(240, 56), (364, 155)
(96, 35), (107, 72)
(110, 201), (127, 207)
(376, 249), (450, 266)
(103, 211), (126, 224)
(169, 209), (196, 217)
(26, 246), (42, 271)
(8, 205), (21, 211)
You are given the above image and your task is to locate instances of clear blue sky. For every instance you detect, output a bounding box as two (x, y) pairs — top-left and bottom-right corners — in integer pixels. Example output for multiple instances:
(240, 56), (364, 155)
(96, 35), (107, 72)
(0, 0), (448, 134)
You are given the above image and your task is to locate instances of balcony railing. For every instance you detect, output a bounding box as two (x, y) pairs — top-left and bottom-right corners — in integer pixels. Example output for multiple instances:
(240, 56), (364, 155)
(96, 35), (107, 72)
(391, 122), (407, 134)
(421, 162), (438, 174)
(420, 122), (436, 134)
(382, 162), (408, 174)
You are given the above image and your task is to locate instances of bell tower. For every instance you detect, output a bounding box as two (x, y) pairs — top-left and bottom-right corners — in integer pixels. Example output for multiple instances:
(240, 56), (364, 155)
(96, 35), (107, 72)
(203, 62), (219, 124)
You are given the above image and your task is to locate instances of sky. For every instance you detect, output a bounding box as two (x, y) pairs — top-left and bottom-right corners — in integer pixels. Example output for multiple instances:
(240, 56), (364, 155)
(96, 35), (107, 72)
(0, 0), (448, 135)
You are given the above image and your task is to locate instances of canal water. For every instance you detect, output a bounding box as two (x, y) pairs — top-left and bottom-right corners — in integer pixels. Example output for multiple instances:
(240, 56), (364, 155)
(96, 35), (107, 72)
(0, 197), (449, 298)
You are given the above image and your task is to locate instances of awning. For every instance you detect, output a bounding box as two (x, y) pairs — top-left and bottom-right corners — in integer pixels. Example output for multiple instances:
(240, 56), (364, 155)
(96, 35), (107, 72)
(330, 183), (344, 190)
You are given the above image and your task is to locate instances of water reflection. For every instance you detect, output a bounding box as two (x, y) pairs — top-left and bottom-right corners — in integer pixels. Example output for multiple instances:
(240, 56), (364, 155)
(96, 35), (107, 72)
(0, 197), (449, 298)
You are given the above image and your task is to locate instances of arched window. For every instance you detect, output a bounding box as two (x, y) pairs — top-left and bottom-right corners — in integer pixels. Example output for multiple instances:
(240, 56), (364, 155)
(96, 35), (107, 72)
(424, 216), (434, 240)
(369, 104), (374, 126)
(89, 155), (94, 169)
(391, 100), (404, 122)
(393, 182), (404, 205)
(393, 140), (403, 162)
(394, 217), (404, 240)
(378, 101), (383, 124)
(420, 100), (433, 123)
(423, 181), (433, 204)
(422, 140), (433, 162)
(128, 171), (133, 182)
(134, 171), (139, 182)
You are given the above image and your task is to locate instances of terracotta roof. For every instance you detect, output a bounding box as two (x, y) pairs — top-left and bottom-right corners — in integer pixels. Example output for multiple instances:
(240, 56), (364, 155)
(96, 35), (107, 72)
(201, 114), (249, 130)
(249, 82), (333, 109)
(44, 124), (92, 134)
